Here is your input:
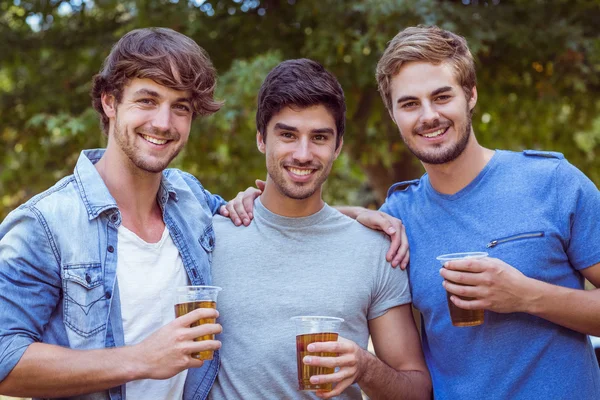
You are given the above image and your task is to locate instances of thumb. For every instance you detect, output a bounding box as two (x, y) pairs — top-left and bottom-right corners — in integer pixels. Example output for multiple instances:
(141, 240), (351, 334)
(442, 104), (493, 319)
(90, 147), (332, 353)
(255, 179), (266, 191)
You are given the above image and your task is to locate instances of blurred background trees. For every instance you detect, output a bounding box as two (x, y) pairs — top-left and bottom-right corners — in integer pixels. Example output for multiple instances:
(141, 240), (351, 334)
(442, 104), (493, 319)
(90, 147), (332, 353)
(1, 0), (600, 219)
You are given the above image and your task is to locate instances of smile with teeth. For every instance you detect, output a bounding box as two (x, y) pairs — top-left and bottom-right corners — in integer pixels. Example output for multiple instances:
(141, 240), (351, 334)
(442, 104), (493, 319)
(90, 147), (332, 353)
(421, 127), (447, 138)
(287, 167), (314, 176)
(141, 134), (168, 145)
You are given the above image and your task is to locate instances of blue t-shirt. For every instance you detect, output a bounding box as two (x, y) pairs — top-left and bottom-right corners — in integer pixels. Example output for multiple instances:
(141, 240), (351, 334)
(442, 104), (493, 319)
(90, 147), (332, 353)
(381, 150), (600, 399)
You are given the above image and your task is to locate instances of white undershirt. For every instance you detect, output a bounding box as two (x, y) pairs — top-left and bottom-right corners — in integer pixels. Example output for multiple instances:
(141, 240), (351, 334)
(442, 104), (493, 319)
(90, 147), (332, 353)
(116, 225), (189, 400)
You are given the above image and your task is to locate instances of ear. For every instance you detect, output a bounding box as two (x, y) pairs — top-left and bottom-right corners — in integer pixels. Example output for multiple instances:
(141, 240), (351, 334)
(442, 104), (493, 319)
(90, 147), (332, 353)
(101, 92), (117, 118)
(256, 131), (266, 154)
(468, 86), (478, 111)
(334, 136), (344, 160)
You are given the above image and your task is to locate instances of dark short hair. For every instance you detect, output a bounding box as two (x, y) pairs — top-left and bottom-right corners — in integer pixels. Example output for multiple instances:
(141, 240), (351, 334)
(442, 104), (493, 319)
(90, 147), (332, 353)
(256, 59), (345, 149)
(91, 27), (223, 135)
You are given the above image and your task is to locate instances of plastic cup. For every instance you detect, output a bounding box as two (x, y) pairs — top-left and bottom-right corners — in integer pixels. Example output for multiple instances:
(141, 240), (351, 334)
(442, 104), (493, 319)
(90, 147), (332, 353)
(291, 316), (344, 391)
(436, 252), (488, 327)
(174, 285), (222, 360)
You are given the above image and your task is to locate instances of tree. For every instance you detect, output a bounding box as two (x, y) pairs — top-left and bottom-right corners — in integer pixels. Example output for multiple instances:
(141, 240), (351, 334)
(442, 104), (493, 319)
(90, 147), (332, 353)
(1, 0), (599, 219)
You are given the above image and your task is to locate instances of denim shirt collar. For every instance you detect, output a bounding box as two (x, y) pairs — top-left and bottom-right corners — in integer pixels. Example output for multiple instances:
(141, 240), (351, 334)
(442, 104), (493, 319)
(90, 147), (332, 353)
(75, 149), (178, 221)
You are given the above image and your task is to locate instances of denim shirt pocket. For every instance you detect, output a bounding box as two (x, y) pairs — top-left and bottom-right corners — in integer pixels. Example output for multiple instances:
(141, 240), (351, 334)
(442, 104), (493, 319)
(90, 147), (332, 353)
(63, 263), (107, 338)
(199, 224), (216, 264)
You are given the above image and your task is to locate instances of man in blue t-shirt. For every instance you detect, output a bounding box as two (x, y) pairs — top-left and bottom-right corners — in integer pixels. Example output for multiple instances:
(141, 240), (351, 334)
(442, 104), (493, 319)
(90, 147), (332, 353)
(342, 26), (600, 398)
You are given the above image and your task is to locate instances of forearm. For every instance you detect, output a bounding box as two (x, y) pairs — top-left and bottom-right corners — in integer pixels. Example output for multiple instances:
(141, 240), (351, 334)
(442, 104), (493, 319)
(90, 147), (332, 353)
(525, 278), (600, 336)
(334, 206), (368, 219)
(0, 342), (142, 397)
(358, 350), (431, 400)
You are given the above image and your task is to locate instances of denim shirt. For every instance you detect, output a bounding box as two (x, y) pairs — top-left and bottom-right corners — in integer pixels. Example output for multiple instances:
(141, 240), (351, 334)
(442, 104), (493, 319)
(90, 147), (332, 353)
(0, 149), (225, 400)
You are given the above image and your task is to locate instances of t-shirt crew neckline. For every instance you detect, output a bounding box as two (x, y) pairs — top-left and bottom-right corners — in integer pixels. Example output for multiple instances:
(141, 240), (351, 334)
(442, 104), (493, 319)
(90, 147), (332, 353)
(254, 197), (335, 228)
(118, 224), (170, 249)
(424, 149), (503, 201)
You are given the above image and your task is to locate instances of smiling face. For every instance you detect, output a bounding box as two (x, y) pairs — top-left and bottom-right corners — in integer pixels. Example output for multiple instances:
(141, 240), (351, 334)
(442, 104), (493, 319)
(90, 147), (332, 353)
(390, 61), (477, 165)
(258, 105), (342, 203)
(102, 78), (193, 174)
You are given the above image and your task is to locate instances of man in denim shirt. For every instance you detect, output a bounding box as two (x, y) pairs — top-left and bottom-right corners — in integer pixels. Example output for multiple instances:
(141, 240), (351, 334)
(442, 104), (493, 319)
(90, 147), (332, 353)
(0, 28), (238, 400)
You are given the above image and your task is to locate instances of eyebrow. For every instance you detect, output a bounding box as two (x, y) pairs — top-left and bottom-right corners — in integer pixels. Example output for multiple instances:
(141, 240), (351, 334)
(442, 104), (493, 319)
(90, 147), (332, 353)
(273, 123), (335, 135)
(396, 86), (454, 104)
(133, 88), (191, 104)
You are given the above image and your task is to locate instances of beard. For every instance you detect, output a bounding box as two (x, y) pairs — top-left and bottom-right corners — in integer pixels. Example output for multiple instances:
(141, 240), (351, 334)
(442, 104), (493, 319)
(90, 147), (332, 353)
(402, 107), (472, 165)
(267, 161), (331, 200)
(112, 114), (183, 174)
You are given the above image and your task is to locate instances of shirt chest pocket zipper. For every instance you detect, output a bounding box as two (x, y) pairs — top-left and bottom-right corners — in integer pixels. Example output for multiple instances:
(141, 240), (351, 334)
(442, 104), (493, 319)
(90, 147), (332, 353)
(487, 231), (545, 248)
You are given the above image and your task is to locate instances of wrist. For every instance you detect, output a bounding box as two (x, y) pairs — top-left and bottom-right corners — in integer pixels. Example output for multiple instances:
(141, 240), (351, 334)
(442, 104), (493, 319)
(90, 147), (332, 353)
(355, 347), (374, 385)
(521, 276), (546, 315)
(122, 344), (147, 381)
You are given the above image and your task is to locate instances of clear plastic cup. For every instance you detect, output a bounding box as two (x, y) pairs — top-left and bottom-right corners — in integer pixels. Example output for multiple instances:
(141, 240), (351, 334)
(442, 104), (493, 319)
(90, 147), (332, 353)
(174, 285), (222, 360)
(436, 252), (488, 327)
(291, 316), (344, 391)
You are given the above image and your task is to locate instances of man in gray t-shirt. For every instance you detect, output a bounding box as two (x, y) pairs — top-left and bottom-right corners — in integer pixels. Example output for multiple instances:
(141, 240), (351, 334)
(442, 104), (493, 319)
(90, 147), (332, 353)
(208, 59), (431, 399)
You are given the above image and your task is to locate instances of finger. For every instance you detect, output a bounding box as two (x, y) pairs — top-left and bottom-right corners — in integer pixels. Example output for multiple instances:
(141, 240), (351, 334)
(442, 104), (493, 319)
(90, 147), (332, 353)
(304, 351), (355, 370)
(225, 202), (242, 226)
(255, 179), (266, 191)
(232, 192), (251, 226)
(390, 224), (408, 268)
(311, 368), (354, 385)
(393, 223), (409, 268)
(443, 280), (480, 298)
(187, 323), (223, 339)
(386, 231), (402, 267)
(440, 269), (483, 286)
(176, 308), (219, 326)
(186, 358), (206, 369)
(315, 379), (353, 399)
(242, 188), (260, 222)
(443, 258), (487, 272)
(399, 249), (410, 270)
(315, 380), (352, 400)
(187, 339), (222, 356)
(306, 340), (346, 354)
(218, 205), (229, 217)
(448, 294), (487, 310)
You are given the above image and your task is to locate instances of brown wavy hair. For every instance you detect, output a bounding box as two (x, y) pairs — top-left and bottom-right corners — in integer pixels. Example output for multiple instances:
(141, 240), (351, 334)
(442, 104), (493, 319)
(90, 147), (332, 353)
(91, 27), (223, 135)
(376, 25), (476, 115)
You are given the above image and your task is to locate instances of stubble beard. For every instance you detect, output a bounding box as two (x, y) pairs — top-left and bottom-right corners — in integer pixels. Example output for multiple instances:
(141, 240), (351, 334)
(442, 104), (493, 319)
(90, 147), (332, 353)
(267, 161), (331, 200)
(402, 108), (472, 165)
(113, 115), (183, 174)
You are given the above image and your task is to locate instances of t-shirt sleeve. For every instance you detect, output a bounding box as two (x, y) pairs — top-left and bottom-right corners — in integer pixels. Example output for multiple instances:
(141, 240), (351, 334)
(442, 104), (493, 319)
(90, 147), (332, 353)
(556, 160), (600, 270)
(368, 236), (412, 320)
(379, 199), (391, 215)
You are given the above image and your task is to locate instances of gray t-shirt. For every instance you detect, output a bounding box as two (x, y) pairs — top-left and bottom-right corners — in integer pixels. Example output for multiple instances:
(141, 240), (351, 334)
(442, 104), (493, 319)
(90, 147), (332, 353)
(209, 198), (411, 399)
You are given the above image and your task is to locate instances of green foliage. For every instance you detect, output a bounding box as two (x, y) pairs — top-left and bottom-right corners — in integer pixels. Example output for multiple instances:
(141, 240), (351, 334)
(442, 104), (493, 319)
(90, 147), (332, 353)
(1, 0), (599, 219)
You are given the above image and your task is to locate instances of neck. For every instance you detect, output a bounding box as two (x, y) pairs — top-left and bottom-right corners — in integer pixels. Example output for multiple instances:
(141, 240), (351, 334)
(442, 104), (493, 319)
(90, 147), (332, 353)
(260, 180), (325, 218)
(95, 144), (163, 229)
(423, 133), (495, 195)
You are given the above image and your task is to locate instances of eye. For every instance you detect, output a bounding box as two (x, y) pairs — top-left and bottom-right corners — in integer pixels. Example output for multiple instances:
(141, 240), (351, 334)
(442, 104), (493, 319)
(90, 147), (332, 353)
(138, 98), (155, 105)
(313, 134), (327, 141)
(435, 95), (451, 102)
(281, 131), (295, 139)
(400, 101), (418, 109)
(174, 103), (191, 113)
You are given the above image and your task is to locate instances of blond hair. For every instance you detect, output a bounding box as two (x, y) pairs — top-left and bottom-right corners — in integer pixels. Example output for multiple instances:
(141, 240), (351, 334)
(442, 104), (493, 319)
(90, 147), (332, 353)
(376, 25), (476, 114)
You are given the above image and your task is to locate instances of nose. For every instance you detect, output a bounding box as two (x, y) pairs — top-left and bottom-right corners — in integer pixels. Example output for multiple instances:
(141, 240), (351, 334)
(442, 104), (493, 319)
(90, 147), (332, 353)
(292, 137), (313, 164)
(419, 102), (440, 125)
(151, 104), (171, 132)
